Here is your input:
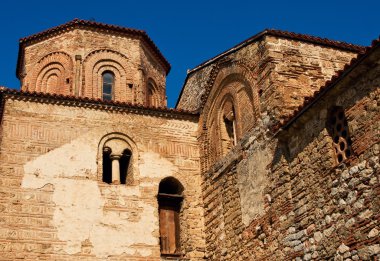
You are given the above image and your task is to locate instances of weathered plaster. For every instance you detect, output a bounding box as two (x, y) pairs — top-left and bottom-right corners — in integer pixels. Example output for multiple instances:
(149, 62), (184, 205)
(22, 134), (180, 258)
(237, 147), (270, 226)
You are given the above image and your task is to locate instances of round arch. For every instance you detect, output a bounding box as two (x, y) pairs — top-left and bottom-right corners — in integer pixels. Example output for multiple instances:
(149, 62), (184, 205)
(29, 51), (73, 94)
(202, 61), (259, 166)
(82, 49), (130, 101)
(97, 132), (139, 185)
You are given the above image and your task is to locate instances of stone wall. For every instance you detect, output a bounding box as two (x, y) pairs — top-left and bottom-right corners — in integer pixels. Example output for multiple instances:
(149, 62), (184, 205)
(177, 34), (358, 118)
(199, 42), (380, 260)
(0, 96), (205, 260)
(180, 34), (358, 172)
(20, 29), (167, 106)
(265, 36), (357, 121)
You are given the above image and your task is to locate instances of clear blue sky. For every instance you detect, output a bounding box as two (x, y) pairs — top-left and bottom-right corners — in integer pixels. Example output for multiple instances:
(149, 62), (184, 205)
(0, 0), (378, 108)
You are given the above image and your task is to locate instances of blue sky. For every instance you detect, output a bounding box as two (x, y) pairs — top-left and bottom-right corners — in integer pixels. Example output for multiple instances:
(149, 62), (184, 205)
(0, 0), (378, 107)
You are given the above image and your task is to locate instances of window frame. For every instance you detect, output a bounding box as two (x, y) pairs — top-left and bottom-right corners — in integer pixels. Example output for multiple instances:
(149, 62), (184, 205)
(102, 71), (115, 101)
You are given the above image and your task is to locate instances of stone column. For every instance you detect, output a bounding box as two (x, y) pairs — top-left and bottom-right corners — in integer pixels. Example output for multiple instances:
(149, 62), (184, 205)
(110, 154), (121, 184)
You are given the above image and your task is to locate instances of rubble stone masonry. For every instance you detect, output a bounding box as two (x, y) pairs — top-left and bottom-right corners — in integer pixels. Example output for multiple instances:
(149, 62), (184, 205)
(197, 40), (380, 260)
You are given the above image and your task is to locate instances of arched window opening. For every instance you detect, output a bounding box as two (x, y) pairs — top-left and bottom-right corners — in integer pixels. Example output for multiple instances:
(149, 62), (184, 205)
(327, 106), (353, 164)
(119, 149), (132, 185)
(101, 140), (132, 185)
(102, 72), (114, 101)
(221, 108), (237, 155)
(158, 177), (184, 257)
(147, 82), (157, 107)
(102, 147), (112, 184)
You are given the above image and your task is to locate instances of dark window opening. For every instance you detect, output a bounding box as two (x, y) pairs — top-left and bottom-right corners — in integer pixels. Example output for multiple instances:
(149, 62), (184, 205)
(158, 177), (184, 257)
(119, 149), (132, 185)
(221, 108), (237, 155)
(224, 117), (235, 146)
(102, 72), (114, 101)
(102, 147), (112, 184)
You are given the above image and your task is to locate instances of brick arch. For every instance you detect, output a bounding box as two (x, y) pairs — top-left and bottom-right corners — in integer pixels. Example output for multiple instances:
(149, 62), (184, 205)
(82, 49), (130, 101)
(203, 61), (260, 119)
(202, 62), (259, 167)
(97, 132), (139, 185)
(29, 52), (73, 94)
(146, 78), (163, 107)
(37, 66), (63, 93)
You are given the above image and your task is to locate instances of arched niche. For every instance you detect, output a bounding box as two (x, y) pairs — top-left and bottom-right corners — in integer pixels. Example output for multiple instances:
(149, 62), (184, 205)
(146, 78), (161, 107)
(29, 52), (73, 94)
(82, 49), (130, 101)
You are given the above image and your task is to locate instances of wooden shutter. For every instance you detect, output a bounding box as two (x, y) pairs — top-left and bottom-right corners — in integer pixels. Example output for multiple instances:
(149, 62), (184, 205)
(158, 194), (182, 256)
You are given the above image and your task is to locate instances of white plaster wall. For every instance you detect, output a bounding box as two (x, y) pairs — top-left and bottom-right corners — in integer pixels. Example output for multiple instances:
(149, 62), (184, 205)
(22, 132), (180, 258)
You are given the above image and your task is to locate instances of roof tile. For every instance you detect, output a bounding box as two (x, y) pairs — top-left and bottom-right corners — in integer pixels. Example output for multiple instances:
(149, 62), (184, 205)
(17, 19), (170, 77)
(0, 87), (198, 117)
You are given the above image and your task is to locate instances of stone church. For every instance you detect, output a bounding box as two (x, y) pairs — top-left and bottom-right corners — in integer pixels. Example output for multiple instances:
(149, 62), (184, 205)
(0, 19), (379, 260)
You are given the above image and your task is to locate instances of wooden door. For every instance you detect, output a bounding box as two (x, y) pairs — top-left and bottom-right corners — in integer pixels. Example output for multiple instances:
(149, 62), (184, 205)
(159, 204), (180, 255)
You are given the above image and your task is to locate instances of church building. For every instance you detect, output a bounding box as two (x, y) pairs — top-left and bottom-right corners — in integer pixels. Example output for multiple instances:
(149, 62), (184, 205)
(0, 19), (379, 260)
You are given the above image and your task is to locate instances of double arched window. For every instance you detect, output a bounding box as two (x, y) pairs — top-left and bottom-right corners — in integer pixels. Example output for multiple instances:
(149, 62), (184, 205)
(101, 137), (133, 185)
(102, 72), (114, 101)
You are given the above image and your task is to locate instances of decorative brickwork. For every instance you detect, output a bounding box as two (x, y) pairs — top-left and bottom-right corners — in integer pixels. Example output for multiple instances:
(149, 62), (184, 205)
(19, 24), (167, 107)
(328, 106), (353, 164)
(82, 49), (132, 101)
(28, 51), (73, 94)
(0, 21), (379, 260)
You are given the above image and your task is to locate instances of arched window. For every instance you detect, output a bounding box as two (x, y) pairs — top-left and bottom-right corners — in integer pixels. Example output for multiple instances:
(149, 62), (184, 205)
(158, 177), (184, 257)
(102, 72), (114, 101)
(101, 139), (132, 184)
(327, 106), (353, 164)
(147, 82), (158, 107)
(221, 104), (237, 156)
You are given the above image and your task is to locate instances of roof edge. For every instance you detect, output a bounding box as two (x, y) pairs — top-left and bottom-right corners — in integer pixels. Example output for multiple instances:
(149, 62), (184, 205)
(189, 29), (365, 75)
(274, 36), (380, 134)
(16, 18), (171, 78)
(175, 29), (366, 109)
(0, 87), (199, 118)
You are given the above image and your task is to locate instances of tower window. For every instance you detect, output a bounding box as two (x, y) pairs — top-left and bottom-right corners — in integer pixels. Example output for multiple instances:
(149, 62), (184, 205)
(328, 106), (353, 164)
(158, 177), (184, 257)
(102, 72), (114, 101)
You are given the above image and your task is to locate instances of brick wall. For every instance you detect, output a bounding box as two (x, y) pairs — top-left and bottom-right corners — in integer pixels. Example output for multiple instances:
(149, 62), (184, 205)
(0, 96), (205, 260)
(20, 29), (167, 106)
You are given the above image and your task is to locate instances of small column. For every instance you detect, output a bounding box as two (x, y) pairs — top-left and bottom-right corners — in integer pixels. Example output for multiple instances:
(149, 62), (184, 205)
(110, 154), (121, 184)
